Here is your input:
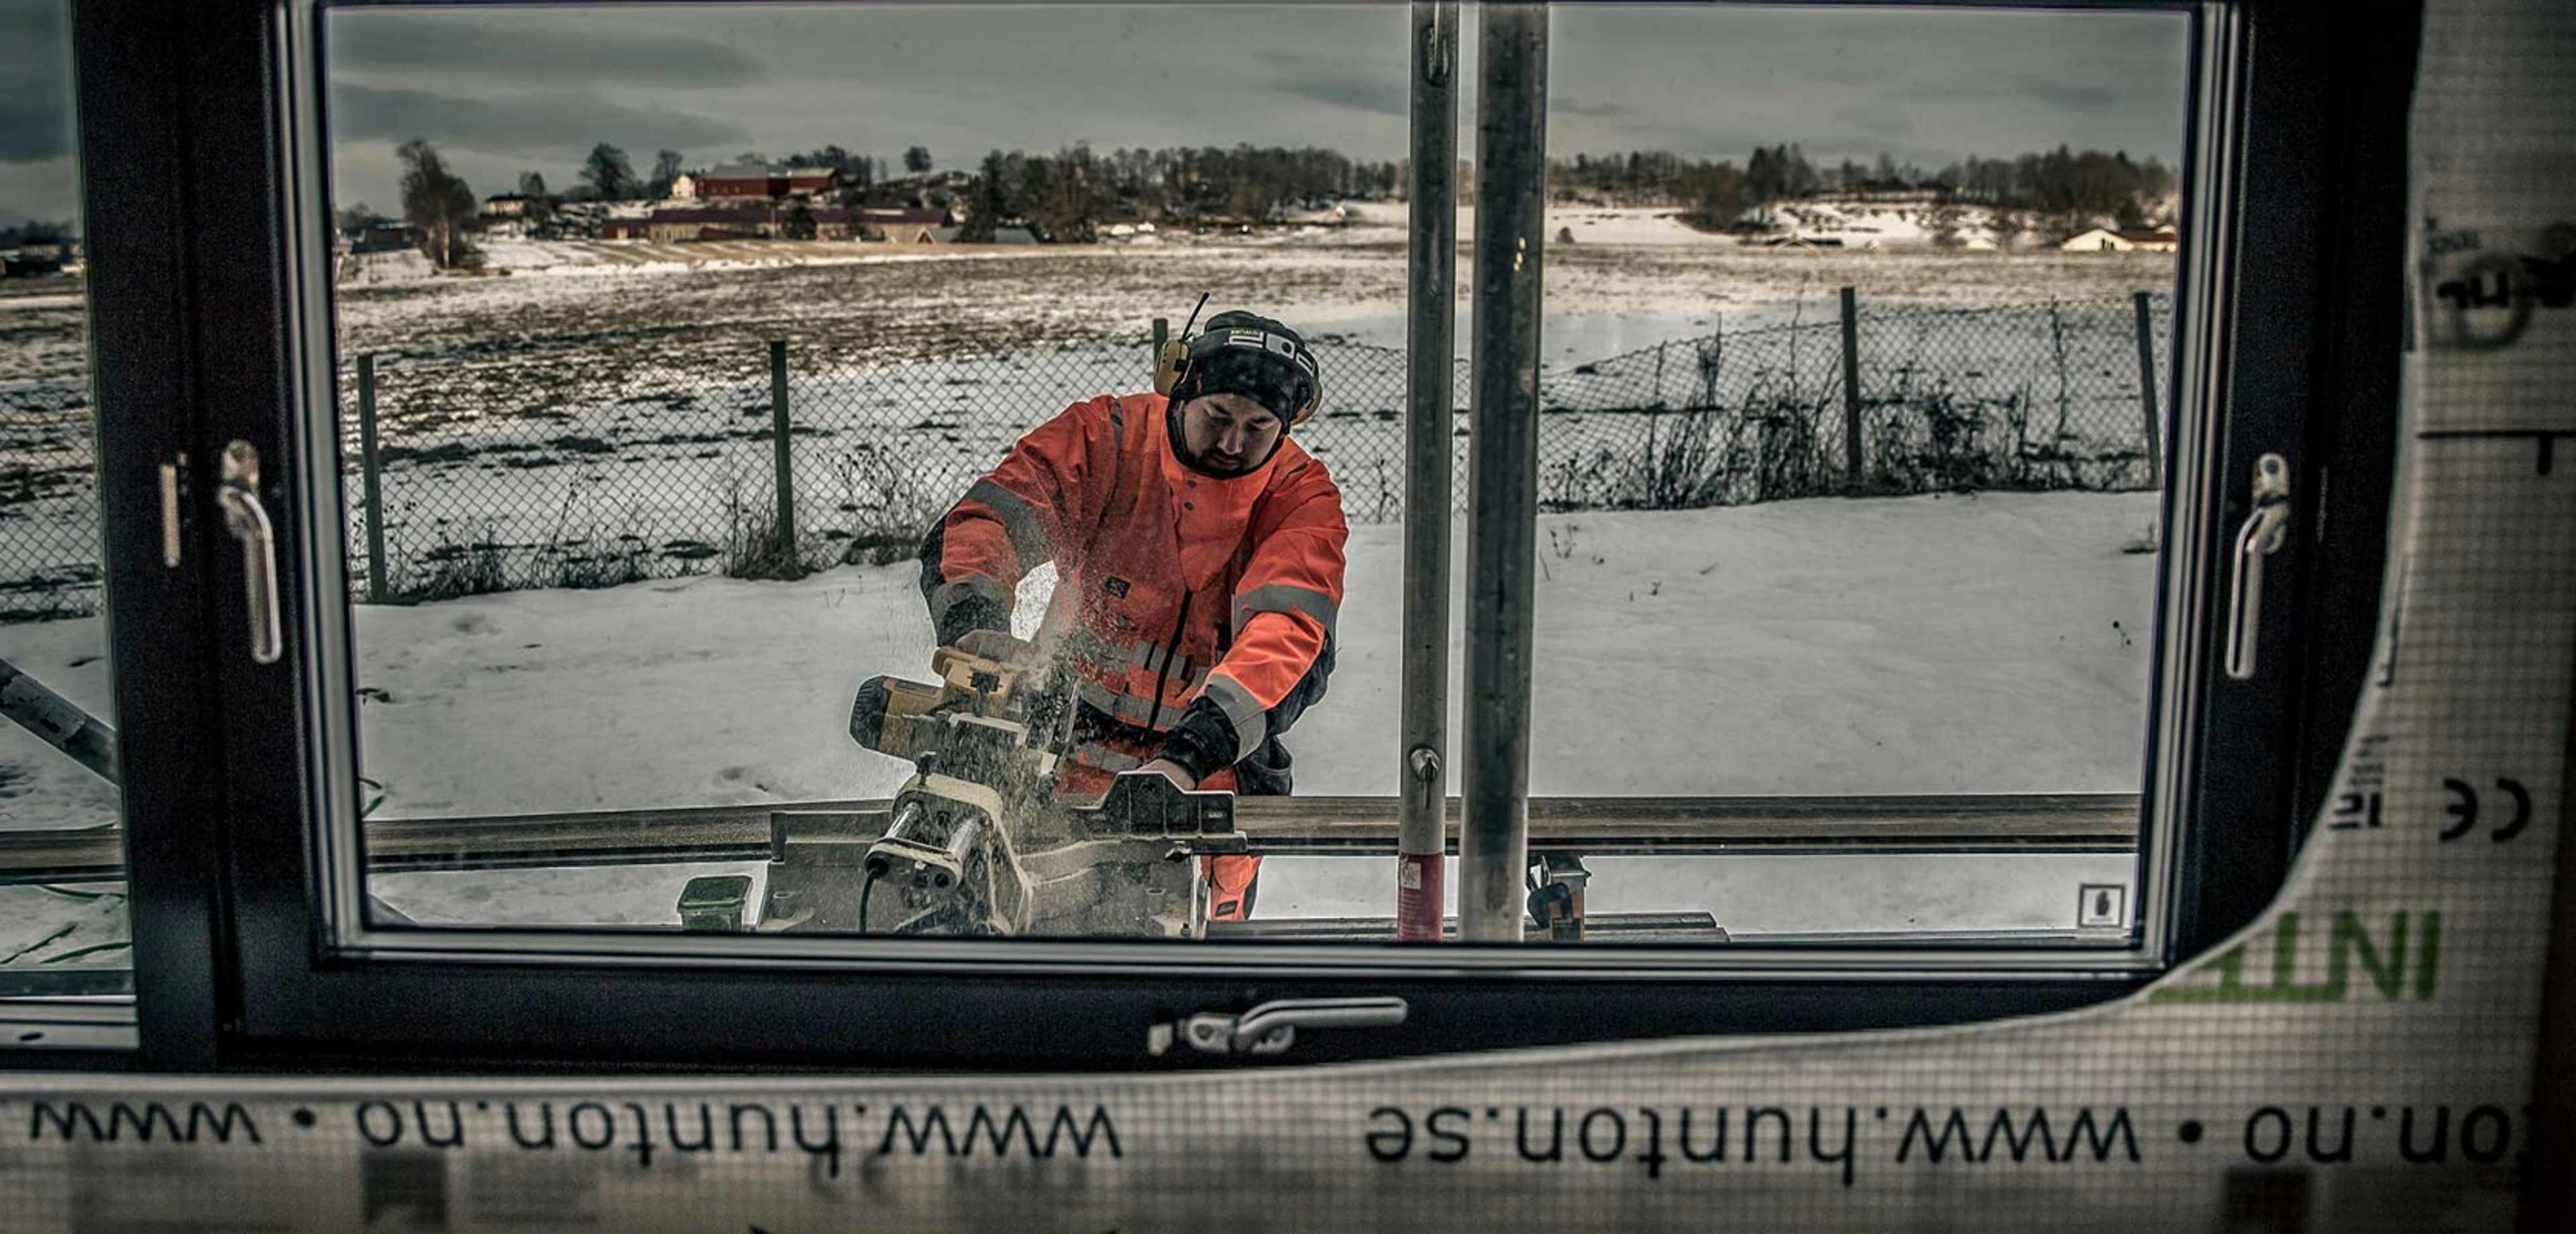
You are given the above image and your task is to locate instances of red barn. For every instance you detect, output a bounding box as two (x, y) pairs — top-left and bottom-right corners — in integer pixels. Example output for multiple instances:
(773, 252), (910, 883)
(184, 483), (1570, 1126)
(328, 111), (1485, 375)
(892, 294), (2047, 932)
(696, 163), (837, 201)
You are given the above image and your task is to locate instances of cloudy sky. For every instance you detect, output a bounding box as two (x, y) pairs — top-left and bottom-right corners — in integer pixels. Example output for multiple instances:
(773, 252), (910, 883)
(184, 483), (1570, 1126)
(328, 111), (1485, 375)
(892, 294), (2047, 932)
(3, 1), (2189, 225)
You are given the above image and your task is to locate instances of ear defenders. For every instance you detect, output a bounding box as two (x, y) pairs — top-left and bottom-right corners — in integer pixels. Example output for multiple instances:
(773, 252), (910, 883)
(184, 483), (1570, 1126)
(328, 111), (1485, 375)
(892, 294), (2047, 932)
(1153, 304), (1324, 427)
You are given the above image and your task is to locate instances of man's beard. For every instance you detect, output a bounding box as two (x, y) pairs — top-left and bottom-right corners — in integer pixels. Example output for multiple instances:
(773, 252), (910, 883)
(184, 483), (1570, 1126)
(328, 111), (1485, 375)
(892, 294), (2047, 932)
(1167, 400), (1276, 478)
(1193, 446), (1254, 475)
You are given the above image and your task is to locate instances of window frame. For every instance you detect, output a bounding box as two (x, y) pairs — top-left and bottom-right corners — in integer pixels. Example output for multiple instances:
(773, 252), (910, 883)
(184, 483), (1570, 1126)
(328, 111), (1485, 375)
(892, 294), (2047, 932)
(50, 0), (2412, 1070)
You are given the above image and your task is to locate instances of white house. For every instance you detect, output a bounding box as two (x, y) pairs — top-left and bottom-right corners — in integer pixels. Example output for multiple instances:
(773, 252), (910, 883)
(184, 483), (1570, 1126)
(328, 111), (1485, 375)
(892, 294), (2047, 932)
(669, 172), (698, 201)
(2060, 227), (2180, 252)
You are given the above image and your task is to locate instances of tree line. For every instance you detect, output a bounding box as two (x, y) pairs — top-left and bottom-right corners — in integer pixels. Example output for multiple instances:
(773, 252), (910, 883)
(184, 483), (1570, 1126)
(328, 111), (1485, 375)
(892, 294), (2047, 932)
(958, 144), (1404, 242)
(552, 142), (941, 203)
(1555, 144), (2178, 235)
(368, 132), (2180, 271)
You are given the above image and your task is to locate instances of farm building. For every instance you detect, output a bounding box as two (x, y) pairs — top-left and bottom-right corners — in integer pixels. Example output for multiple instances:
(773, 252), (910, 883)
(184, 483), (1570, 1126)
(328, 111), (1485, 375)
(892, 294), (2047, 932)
(850, 207), (952, 243)
(2061, 226), (2181, 252)
(696, 163), (838, 201)
(599, 209), (771, 243)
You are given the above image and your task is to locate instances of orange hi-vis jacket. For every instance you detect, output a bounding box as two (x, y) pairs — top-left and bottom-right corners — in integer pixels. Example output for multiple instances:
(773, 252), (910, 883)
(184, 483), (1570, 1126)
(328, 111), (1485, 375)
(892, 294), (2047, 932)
(919, 392), (1349, 917)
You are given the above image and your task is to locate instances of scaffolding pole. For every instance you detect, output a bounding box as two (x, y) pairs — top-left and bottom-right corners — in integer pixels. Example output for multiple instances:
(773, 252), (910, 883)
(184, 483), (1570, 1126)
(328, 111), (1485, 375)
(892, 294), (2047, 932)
(1460, 1), (1548, 943)
(1397, 0), (1461, 942)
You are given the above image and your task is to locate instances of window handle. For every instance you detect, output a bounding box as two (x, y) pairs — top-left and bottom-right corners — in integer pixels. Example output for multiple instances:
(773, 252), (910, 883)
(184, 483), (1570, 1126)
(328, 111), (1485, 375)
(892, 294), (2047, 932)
(215, 441), (283, 665)
(2224, 452), (2292, 681)
(1156, 997), (1410, 1057)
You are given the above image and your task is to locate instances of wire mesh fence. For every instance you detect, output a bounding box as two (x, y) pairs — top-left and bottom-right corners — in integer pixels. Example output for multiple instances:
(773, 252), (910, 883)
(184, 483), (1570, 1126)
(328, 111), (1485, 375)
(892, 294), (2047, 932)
(1, 288), (2171, 619)
(0, 382), (102, 622)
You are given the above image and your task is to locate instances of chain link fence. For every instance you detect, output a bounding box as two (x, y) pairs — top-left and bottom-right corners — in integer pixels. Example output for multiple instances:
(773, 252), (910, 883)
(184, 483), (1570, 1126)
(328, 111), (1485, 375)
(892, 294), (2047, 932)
(0, 382), (101, 622)
(1, 289), (2169, 619)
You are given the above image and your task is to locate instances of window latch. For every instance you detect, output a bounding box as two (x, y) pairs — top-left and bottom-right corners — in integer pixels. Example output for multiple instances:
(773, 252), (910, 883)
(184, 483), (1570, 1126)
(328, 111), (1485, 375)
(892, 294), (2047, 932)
(215, 441), (283, 665)
(1152, 997), (1409, 1058)
(2224, 451), (2292, 681)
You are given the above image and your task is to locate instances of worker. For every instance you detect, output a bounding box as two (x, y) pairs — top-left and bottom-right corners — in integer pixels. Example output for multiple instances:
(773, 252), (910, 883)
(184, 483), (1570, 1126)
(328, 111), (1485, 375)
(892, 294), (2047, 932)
(916, 310), (1348, 921)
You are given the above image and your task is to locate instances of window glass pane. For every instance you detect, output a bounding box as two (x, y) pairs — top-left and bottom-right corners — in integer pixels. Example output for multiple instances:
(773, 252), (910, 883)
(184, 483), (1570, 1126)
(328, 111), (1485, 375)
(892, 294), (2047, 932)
(322, 1), (2190, 949)
(327, 3), (1409, 938)
(1491, 3), (2188, 940)
(0, 0), (132, 996)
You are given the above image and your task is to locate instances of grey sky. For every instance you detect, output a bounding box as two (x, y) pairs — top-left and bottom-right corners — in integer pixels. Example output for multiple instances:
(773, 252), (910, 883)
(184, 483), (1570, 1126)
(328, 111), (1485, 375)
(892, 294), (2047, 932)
(1, 2), (2190, 225)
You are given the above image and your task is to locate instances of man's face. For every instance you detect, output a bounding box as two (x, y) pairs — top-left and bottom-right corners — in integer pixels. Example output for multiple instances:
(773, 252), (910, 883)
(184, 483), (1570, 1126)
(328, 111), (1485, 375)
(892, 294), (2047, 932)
(1177, 392), (1284, 476)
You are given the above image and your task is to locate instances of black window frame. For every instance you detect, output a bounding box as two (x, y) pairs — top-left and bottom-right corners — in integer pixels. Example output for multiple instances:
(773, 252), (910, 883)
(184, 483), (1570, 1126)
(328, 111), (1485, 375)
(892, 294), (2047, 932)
(40, 0), (2416, 1072)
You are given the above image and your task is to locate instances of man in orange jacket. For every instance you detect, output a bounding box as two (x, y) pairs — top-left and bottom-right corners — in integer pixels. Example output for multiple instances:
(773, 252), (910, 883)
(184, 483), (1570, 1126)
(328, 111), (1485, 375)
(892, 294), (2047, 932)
(918, 311), (1348, 921)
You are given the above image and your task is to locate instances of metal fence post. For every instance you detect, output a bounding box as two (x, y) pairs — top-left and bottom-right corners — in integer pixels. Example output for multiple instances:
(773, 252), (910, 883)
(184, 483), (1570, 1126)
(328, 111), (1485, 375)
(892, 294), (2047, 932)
(1397, 0), (1460, 943)
(1839, 286), (1863, 491)
(2133, 290), (2163, 491)
(1460, 0), (1546, 944)
(1152, 316), (1168, 373)
(356, 353), (388, 604)
(769, 339), (797, 563)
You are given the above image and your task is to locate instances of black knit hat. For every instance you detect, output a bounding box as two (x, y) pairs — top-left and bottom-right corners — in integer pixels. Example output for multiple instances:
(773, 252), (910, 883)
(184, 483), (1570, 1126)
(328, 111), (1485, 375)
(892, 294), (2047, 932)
(1169, 311), (1322, 425)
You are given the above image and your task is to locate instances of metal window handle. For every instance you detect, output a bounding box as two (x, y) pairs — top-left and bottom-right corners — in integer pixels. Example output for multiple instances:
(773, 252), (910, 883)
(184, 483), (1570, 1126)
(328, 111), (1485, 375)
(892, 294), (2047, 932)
(2224, 452), (2292, 681)
(216, 441), (282, 665)
(1161, 997), (1410, 1057)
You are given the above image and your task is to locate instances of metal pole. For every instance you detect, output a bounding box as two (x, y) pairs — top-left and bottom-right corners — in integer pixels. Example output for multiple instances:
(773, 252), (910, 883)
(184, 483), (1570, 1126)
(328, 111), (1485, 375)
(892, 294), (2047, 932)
(356, 353), (388, 604)
(2133, 290), (2164, 490)
(0, 657), (117, 787)
(1397, 0), (1460, 942)
(1459, 0), (1546, 944)
(1839, 286), (1863, 490)
(769, 339), (798, 565)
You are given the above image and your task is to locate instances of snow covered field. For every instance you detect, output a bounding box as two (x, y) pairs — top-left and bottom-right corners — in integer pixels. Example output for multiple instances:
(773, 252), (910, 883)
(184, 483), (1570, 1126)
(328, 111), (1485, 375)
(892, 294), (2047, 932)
(7, 230), (2173, 613)
(1, 227), (2178, 961)
(2, 490), (2159, 950)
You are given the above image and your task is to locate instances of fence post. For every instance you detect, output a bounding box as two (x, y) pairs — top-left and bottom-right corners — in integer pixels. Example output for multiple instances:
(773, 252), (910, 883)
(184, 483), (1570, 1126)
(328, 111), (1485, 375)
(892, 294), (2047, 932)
(2133, 290), (2163, 490)
(1839, 286), (1863, 491)
(1646, 341), (1665, 503)
(1152, 316), (1169, 376)
(769, 339), (797, 563)
(356, 353), (388, 604)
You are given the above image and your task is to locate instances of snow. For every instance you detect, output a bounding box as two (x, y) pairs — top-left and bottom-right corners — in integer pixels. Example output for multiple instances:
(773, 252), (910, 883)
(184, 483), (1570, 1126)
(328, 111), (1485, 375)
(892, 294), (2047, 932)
(1337, 198), (2055, 251)
(343, 238), (1060, 286)
(0, 489), (2159, 946)
(0, 292), (84, 314)
(346, 490), (2156, 817)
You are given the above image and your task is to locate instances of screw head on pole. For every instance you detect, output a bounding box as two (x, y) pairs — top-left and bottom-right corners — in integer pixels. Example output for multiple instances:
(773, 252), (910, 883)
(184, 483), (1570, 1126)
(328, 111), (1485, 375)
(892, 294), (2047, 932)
(1408, 746), (1442, 781)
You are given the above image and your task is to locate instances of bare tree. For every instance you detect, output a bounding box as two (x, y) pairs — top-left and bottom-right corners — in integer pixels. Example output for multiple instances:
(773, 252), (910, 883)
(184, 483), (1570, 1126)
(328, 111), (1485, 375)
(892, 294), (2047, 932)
(958, 150), (1008, 242)
(396, 139), (478, 270)
(649, 150), (685, 197)
(580, 143), (637, 201)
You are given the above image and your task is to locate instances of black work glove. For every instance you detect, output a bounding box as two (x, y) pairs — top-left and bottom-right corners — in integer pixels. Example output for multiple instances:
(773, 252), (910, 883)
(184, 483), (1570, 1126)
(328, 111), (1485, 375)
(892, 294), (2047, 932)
(934, 591), (1008, 649)
(1150, 696), (1240, 787)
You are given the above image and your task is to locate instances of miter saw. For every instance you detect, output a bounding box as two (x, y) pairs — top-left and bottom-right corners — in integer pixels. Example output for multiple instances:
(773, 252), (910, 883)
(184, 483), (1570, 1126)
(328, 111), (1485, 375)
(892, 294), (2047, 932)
(680, 638), (1248, 939)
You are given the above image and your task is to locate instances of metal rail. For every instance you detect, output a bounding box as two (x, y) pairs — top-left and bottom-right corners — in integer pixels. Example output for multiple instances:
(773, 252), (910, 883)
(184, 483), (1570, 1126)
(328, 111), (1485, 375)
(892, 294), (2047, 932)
(0, 794), (2139, 887)
(1210, 911), (1726, 944)
(1, 657), (118, 787)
